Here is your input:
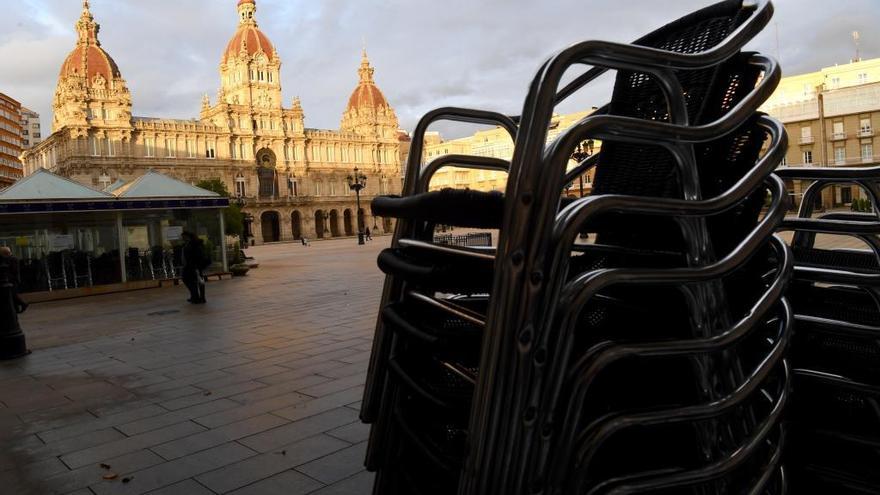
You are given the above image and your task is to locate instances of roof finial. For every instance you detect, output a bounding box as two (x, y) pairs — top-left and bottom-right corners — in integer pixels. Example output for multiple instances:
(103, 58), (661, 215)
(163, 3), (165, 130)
(238, 0), (257, 25)
(358, 42), (374, 83)
(76, 0), (99, 45)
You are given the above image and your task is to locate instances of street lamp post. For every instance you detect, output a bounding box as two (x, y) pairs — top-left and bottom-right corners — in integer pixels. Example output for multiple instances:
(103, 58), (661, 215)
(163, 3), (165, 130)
(234, 195), (254, 249)
(347, 167), (368, 245)
(570, 140), (594, 198)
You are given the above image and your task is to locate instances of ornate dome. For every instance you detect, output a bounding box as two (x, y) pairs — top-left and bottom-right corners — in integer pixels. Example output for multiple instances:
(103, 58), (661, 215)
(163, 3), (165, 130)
(341, 49), (398, 136)
(59, 45), (121, 83)
(52, 1), (131, 133)
(223, 0), (276, 64)
(223, 27), (276, 63)
(59, 1), (121, 84)
(346, 50), (391, 112)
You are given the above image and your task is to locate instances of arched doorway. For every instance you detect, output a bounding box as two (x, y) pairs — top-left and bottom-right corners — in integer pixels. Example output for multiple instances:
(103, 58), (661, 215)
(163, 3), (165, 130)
(357, 208), (366, 234)
(329, 210), (341, 237)
(343, 209), (353, 236)
(314, 210), (325, 238)
(255, 148), (277, 198)
(291, 211), (302, 240)
(261, 211), (280, 243)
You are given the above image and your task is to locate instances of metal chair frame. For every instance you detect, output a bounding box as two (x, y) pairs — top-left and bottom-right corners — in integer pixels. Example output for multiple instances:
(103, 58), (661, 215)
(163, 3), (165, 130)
(361, 1), (791, 493)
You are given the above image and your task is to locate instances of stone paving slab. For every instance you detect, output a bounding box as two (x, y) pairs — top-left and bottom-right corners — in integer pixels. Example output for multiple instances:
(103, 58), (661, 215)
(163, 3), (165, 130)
(0, 238), (387, 494)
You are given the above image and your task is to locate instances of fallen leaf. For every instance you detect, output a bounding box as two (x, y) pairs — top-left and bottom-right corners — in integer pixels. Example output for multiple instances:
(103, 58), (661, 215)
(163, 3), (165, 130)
(103, 473), (118, 480)
(99, 463), (111, 470)
(203, 391), (212, 396)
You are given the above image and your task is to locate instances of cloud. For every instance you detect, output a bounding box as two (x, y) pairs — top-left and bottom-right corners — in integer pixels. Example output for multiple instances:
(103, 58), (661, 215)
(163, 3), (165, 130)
(1, 0), (877, 137)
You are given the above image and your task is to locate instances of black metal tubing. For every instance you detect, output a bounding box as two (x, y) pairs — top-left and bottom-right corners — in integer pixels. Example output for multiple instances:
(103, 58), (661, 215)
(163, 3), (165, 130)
(362, 107), (516, 424)
(749, 444), (786, 495)
(532, 116), (785, 463)
(417, 155), (510, 194)
(558, 259), (790, 483)
(557, 191), (786, 346)
(554, 54), (778, 152)
(586, 388), (786, 495)
(397, 239), (496, 261)
(570, 308), (789, 489)
(534, 181), (787, 488)
(547, 0), (772, 109)
(792, 265), (880, 285)
(403, 108), (518, 199)
(563, 153), (601, 186)
(466, 2), (779, 486)
(548, 239), (790, 491)
(793, 185), (880, 272)
(795, 313), (880, 339)
(776, 165), (880, 180)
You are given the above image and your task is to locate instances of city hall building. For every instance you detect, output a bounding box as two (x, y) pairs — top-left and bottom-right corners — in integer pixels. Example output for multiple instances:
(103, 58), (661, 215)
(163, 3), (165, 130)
(22, 0), (405, 244)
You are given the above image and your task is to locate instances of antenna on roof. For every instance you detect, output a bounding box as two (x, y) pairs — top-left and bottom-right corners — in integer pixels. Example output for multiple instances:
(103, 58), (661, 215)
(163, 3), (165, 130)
(852, 31), (861, 63)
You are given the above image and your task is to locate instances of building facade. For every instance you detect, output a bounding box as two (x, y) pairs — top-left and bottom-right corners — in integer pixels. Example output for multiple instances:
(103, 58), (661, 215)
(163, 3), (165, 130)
(20, 107), (41, 151)
(763, 57), (880, 208)
(22, 0), (404, 243)
(0, 93), (24, 188)
(425, 110), (599, 195)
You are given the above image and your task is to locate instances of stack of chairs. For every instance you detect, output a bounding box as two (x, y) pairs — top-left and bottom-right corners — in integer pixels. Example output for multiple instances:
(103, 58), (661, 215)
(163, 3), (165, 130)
(776, 166), (880, 493)
(44, 251), (69, 291)
(68, 251), (94, 288)
(362, 1), (792, 493)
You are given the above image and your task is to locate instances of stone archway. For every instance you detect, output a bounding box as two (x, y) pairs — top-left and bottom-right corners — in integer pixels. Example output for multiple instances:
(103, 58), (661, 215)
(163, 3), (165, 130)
(291, 210), (302, 240)
(261, 211), (280, 243)
(314, 210), (325, 239)
(343, 209), (353, 236)
(329, 210), (341, 237)
(255, 148), (277, 198)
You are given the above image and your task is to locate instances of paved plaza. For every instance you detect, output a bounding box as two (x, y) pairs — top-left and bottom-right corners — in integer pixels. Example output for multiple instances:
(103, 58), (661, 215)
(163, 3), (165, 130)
(0, 237), (390, 495)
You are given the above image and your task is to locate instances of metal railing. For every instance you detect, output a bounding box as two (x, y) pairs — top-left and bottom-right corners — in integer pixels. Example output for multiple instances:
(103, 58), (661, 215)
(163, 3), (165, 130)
(433, 232), (492, 247)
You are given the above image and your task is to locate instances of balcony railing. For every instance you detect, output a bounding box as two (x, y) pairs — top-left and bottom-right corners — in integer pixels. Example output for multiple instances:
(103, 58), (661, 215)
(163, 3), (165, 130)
(831, 132), (847, 141)
(859, 129), (874, 138)
(779, 157), (879, 168)
(798, 136), (815, 144)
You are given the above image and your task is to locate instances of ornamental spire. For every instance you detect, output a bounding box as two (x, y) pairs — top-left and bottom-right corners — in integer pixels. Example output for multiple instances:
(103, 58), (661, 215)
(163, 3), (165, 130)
(238, 0), (257, 26)
(76, 0), (100, 45)
(358, 47), (375, 84)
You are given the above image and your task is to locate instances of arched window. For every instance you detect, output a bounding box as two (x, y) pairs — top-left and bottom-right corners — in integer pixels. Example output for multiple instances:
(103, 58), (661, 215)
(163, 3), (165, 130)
(235, 173), (247, 197)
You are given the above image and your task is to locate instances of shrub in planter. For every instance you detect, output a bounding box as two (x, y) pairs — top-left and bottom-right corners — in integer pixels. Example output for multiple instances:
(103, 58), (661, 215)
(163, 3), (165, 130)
(230, 264), (250, 277)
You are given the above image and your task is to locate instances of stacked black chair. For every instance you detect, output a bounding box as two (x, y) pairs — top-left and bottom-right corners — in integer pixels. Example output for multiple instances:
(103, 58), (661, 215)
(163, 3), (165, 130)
(68, 251), (94, 288)
(775, 166), (880, 493)
(44, 251), (68, 291)
(363, 1), (790, 493)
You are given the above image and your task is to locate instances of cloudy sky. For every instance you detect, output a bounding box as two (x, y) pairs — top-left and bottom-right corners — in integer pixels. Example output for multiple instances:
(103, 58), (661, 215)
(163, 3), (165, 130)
(1, 0), (877, 137)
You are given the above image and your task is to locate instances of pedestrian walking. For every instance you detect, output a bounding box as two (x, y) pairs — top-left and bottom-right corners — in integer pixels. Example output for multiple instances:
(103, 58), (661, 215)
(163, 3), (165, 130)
(181, 232), (209, 304)
(365, 227), (372, 241)
(0, 247), (28, 314)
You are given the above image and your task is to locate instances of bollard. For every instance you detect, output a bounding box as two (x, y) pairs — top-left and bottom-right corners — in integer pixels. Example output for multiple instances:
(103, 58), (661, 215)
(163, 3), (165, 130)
(0, 282), (27, 360)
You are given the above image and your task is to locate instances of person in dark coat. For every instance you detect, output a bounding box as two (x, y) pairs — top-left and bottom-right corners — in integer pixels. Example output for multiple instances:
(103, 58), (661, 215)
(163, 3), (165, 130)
(181, 232), (208, 304)
(0, 247), (28, 314)
(365, 227), (372, 241)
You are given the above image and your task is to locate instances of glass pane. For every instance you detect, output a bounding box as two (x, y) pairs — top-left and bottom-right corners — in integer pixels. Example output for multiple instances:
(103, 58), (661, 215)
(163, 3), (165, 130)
(0, 212), (121, 293)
